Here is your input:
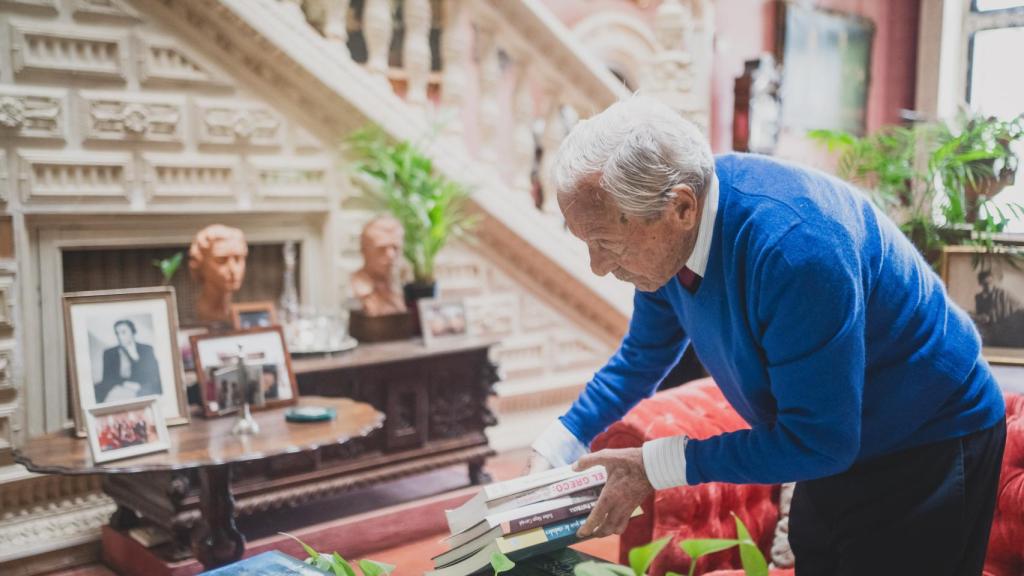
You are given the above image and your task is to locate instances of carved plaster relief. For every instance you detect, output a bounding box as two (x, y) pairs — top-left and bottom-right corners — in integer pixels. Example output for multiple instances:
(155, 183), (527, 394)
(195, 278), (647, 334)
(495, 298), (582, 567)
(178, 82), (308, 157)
(0, 345), (14, 391)
(0, 152), (7, 203)
(493, 335), (547, 381)
(465, 293), (519, 338)
(248, 157), (329, 201)
(137, 37), (230, 87)
(0, 276), (15, 328)
(80, 92), (184, 143)
(195, 100), (283, 148)
(143, 154), (238, 203)
(17, 153), (132, 203)
(292, 124), (323, 153)
(71, 0), (140, 20)
(9, 23), (127, 80)
(434, 255), (487, 295)
(0, 408), (11, 453)
(0, 87), (66, 140)
(0, 0), (56, 11)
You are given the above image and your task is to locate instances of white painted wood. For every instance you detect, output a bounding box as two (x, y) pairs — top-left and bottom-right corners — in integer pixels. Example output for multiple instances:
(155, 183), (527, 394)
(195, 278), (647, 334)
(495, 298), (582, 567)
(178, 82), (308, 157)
(402, 0), (431, 108)
(363, 0), (394, 82)
(440, 0), (469, 136)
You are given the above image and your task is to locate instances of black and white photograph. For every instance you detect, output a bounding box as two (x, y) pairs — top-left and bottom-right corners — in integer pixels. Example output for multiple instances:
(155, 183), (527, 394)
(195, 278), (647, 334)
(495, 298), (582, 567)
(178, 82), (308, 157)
(84, 396), (170, 464)
(417, 298), (471, 347)
(64, 288), (189, 436)
(191, 326), (298, 416)
(943, 247), (1024, 365)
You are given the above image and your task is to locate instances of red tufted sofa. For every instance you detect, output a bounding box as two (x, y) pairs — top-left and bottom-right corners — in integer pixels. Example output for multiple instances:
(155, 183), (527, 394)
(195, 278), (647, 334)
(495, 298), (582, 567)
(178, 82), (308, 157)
(590, 377), (1024, 576)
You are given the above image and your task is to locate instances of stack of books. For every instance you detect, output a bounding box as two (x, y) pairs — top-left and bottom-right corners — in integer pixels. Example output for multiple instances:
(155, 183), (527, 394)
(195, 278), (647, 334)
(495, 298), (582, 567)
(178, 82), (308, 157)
(427, 465), (631, 576)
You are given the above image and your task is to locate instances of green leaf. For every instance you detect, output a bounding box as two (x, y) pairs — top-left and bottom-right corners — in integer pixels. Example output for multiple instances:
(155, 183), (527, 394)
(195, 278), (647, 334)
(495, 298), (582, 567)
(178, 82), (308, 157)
(628, 536), (671, 576)
(573, 561), (635, 576)
(152, 252), (184, 282)
(280, 532), (322, 562)
(358, 559), (395, 576)
(732, 514), (769, 576)
(490, 552), (516, 575)
(329, 553), (357, 576)
(678, 538), (740, 560)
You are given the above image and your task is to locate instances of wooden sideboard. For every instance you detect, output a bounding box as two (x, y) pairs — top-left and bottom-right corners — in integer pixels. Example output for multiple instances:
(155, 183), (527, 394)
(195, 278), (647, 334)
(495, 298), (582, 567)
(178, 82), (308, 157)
(96, 337), (499, 561)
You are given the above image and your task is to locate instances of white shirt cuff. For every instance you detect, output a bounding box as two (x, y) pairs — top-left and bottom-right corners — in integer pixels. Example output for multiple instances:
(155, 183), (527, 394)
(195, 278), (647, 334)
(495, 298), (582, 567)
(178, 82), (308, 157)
(531, 420), (589, 467)
(642, 435), (690, 489)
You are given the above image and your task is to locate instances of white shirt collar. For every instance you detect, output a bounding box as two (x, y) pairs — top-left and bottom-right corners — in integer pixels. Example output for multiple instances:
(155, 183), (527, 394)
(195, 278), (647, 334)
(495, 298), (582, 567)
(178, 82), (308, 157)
(684, 173), (719, 277)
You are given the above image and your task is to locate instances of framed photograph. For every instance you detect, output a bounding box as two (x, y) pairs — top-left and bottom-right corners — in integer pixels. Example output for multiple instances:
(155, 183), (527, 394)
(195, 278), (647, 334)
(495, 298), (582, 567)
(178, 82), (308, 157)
(942, 246), (1024, 365)
(231, 301), (279, 330)
(85, 396), (170, 464)
(64, 287), (189, 437)
(775, 1), (875, 136)
(417, 298), (470, 347)
(190, 326), (298, 417)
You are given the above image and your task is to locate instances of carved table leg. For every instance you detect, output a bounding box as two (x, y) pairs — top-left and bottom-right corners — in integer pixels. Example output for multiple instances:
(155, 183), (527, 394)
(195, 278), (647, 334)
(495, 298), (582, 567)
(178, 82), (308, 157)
(192, 464), (245, 569)
(469, 459), (492, 485)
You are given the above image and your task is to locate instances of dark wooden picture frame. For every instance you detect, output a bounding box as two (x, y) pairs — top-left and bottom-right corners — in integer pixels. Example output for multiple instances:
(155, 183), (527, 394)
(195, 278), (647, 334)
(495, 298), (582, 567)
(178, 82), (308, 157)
(190, 326), (299, 417)
(942, 246), (1024, 366)
(63, 287), (190, 437)
(230, 301), (279, 330)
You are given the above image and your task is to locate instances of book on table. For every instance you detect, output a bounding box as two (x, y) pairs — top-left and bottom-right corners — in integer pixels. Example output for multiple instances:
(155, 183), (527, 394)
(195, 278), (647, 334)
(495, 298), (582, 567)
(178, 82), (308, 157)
(430, 465), (640, 576)
(444, 465), (608, 535)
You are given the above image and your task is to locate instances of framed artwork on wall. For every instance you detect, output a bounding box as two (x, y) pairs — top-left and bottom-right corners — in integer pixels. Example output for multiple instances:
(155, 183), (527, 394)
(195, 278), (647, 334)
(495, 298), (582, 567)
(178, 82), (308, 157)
(942, 246), (1024, 365)
(775, 1), (875, 136)
(63, 287), (190, 437)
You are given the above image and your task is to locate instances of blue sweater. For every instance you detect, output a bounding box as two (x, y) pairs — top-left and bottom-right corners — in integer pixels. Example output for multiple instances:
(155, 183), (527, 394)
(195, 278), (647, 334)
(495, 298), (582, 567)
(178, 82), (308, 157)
(561, 154), (1005, 485)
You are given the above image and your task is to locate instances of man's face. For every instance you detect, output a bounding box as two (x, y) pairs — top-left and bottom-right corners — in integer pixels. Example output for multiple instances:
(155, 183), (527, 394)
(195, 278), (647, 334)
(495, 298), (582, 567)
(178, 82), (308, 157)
(559, 178), (699, 293)
(115, 324), (135, 347)
(981, 274), (995, 293)
(364, 230), (402, 278)
(202, 237), (247, 293)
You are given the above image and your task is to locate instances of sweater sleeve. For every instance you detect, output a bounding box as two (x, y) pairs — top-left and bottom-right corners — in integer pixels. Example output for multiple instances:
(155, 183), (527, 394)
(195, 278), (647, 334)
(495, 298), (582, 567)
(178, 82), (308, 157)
(685, 229), (866, 485)
(560, 287), (689, 446)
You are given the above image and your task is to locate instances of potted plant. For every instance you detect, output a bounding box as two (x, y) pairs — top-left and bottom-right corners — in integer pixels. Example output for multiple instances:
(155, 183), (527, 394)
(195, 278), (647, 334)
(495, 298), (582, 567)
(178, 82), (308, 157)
(347, 127), (476, 313)
(810, 110), (1024, 268)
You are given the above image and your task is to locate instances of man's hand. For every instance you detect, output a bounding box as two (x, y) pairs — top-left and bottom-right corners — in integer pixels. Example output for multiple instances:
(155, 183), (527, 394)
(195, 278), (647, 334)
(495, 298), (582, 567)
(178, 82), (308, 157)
(524, 450), (554, 475)
(575, 447), (653, 538)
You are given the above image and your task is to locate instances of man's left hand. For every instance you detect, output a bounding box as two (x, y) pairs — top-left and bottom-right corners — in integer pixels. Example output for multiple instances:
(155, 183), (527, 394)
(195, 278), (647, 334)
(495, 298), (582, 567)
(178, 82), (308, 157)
(575, 447), (654, 538)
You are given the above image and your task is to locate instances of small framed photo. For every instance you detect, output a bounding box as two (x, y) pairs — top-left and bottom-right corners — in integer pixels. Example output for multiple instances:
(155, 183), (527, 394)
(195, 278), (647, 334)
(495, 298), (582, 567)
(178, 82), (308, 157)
(942, 246), (1024, 365)
(85, 396), (170, 464)
(417, 298), (470, 347)
(231, 301), (279, 330)
(64, 287), (189, 437)
(190, 326), (298, 417)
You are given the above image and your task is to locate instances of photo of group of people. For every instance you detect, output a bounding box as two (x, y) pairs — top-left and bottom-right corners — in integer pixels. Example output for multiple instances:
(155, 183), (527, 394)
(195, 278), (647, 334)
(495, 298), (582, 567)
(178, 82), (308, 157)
(96, 409), (158, 452)
(418, 298), (470, 347)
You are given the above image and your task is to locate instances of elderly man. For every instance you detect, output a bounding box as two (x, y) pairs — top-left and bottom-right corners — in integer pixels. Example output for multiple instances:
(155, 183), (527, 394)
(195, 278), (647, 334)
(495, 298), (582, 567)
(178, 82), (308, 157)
(530, 97), (1006, 575)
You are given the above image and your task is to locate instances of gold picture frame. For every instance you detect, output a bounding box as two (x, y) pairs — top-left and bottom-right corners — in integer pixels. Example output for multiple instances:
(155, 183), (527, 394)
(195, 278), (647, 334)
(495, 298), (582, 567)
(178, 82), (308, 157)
(941, 246), (1024, 366)
(63, 287), (190, 437)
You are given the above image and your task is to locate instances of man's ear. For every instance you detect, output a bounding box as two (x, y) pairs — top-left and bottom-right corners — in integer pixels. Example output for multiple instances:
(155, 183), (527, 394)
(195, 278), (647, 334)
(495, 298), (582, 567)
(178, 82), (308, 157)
(668, 184), (699, 230)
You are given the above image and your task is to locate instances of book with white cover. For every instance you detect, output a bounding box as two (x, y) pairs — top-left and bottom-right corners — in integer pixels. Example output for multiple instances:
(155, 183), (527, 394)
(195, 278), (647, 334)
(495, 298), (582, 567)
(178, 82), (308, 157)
(435, 490), (600, 566)
(444, 466), (608, 535)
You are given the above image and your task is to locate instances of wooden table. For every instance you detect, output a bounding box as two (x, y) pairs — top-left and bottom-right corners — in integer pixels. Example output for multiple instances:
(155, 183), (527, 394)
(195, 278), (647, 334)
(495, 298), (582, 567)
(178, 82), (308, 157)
(14, 396), (383, 570)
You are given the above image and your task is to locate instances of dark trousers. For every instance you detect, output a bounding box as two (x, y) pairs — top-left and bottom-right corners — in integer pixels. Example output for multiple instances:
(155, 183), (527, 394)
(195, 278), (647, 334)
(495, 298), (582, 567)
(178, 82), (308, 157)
(789, 420), (1006, 576)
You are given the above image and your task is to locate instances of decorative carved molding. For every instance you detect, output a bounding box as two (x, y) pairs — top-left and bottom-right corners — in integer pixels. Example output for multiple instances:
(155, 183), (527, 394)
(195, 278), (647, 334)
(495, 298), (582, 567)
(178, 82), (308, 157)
(0, 276), (12, 329)
(143, 154), (239, 203)
(475, 17), (501, 164)
(0, 0), (56, 11)
(402, 0), (432, 108)
(0, 87), (66, 140)
(291, 124), (323, 153)
(322, 0), (351, 49)
(465, 293), (519, 338)
(195, 100), (283, 147)
(9, 22), (127, 80)
(0, 409), (12, 454)
(0, 345), (14, 391)
(440, 0), (469, 137)
(71, 0), (141, 20)
(80, 92), (184, 143)
(17, 153), (133, 204)
(138, 37), (231, 87)
(248, 157), (329, 201)
(0, 152), (7, 203)
(0, 487), (114, 563)
(363, 0), (394, 81)
(493, 335), (547, 381)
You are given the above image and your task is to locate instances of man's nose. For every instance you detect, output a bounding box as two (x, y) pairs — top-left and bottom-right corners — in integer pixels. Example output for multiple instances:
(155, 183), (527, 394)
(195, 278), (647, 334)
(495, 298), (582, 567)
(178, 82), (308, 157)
(589, 246), (615, 277)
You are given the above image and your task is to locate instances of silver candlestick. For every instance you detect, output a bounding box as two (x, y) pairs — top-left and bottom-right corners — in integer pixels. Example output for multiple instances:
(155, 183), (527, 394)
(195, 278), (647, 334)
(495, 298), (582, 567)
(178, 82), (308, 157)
(231, 345), (263, 435)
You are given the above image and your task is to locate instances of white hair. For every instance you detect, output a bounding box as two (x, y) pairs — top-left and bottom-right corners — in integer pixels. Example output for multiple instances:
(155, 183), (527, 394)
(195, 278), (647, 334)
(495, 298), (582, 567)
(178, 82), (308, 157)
(550, 95), (713, 218)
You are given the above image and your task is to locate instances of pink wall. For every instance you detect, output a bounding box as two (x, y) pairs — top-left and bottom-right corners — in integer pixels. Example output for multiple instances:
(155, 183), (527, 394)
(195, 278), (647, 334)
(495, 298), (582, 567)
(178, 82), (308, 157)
(711, 0), (920, 152)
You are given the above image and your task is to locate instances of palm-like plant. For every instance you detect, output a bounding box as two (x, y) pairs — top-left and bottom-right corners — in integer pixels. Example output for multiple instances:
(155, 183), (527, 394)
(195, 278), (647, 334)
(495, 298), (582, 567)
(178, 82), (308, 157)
(346, 126), (476, 286)
(810, 110), (1024, 266)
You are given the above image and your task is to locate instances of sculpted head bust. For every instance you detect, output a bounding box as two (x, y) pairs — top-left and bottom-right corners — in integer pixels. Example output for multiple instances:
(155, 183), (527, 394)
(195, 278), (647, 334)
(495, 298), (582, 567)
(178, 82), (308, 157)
(189, 224), (249, 323)
(352, 216), (407, 316)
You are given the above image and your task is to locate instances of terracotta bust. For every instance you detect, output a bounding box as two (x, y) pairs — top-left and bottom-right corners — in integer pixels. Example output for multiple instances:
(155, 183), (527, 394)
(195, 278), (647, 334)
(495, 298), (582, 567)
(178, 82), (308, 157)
(189, 224), (249, 324)
(352, 216), (407, 316)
